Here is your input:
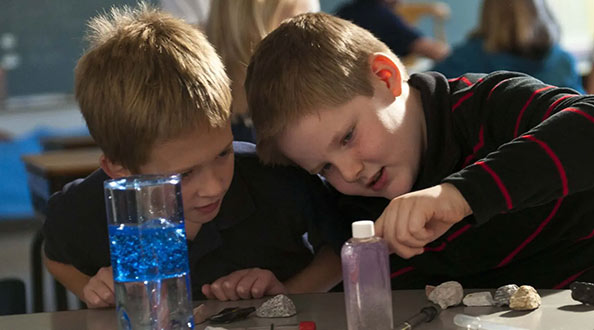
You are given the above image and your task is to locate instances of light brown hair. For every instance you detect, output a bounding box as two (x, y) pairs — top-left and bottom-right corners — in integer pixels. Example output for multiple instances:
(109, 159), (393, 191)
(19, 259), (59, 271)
(245, 12), (404, 165)
(206, 0), (316, 119)
(75, 2), (231, 172)
(472, 0), (559, 59)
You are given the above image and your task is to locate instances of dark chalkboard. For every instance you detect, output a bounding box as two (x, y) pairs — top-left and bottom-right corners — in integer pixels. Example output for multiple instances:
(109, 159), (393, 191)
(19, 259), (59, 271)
(1, 0), (157, 98)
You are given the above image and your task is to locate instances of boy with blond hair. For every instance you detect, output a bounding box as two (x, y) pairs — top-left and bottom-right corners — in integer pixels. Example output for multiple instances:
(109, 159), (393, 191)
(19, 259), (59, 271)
(43, 4), (341, 307)
(245, 12), (594, 288)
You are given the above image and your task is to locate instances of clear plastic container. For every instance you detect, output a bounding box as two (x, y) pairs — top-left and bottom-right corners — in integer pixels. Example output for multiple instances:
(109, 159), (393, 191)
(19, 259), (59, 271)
(341, 220), (393, 330)
(104, 174), (194, 330)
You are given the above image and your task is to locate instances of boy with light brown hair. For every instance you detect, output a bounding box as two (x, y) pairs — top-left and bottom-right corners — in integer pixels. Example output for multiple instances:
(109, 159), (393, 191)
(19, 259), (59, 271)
(42, 4), (341, 308)
(246, 12), (594, 288)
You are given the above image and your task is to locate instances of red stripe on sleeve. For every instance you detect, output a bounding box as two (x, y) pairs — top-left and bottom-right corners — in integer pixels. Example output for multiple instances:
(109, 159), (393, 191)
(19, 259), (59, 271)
(487, 78), (513, 100)
(577, 228), (594, 242)
(522, 135), (568, 195)
(462, 126), (484, 167)
(476, 161), (513, 210)
(513, 86), (554, 137)
(390, 266), (415, 279)
(542, 95), (575, 120)
(552, 266), (591, 289)
(452, 92), (474, 112)
(497, 198), (563, 267)
(562, 108), (594, 125)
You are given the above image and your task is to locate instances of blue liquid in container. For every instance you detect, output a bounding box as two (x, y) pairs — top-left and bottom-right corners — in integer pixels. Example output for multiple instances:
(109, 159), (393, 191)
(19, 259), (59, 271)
(108, 218), (194, 330)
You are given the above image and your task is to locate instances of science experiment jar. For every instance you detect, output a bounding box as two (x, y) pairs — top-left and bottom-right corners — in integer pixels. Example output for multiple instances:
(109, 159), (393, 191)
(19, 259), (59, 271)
(104, 174), (194, 330)
(341, 220), (394, 330)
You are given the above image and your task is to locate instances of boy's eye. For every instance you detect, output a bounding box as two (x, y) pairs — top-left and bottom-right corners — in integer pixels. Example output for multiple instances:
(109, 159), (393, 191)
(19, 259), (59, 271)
(180, 169), (193, 180)
(319, 163), (332, 174)
(218, 147), (233, 158)
(341, 127), (354, 146)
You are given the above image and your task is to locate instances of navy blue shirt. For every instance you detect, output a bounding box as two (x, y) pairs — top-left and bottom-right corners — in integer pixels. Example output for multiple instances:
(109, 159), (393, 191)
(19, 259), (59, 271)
(43, 142), (339, 299)
(336, 0), (421, 57)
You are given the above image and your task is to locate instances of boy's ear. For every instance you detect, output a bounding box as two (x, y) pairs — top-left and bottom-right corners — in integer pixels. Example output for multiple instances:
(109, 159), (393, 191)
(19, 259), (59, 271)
(100, 154), (132, 179)
(369, 52), (403, 97)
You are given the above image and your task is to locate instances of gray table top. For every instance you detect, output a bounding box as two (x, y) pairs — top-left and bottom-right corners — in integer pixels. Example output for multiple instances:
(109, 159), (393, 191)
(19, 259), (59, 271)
(0, 290), (592, 329)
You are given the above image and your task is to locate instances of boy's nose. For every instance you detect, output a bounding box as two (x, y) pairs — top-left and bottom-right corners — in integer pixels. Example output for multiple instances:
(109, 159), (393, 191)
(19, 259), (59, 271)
(187, 168), (226, 198)
(337, 159), (364, 183)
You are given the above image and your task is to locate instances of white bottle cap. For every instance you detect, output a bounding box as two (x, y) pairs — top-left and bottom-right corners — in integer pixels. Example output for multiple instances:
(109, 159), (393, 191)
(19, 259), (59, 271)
(352, 220), (375, 239)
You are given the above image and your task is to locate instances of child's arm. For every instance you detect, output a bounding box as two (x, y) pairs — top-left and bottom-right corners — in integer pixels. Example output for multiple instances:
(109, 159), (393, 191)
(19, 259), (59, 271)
(444, 72), (594, 224)
(43, 255), (114, 308)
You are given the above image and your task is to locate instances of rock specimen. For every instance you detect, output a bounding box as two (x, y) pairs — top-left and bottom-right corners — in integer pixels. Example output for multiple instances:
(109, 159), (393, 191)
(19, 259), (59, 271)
(463, 292), (495, 306)
(509, 285), (541, 310)
(428, 281), (463, 309)
(256, 294), (297, 318)
(493, 284), (519, 307)
(570, 281), (594, 305)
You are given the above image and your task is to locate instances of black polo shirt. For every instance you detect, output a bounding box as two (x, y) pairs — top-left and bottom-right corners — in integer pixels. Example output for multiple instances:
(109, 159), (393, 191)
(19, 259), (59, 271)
(43, 142), (338, 299)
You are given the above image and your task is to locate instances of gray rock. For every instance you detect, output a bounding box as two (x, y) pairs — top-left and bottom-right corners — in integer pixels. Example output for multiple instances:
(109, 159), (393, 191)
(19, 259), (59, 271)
(428, 281), (463, 309)
(463, 292), (495, 306)
(256, 294), (297, 318)
(509, 285), (541, 310)
(494, 284), (519, 307)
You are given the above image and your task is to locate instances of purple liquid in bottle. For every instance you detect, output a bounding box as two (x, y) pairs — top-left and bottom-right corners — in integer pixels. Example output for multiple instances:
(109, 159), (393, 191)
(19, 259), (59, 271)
(341, 220), (393, 330)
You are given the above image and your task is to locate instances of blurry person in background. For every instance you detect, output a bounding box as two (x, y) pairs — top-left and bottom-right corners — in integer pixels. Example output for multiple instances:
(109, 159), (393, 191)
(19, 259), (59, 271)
(336, 0), (450, 61)
(432, 0), (584, 93)
(206, 0), (320, 142)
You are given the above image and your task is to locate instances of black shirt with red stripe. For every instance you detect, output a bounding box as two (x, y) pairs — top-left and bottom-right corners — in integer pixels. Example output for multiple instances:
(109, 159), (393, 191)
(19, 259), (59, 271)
(339, 71), (594, 289)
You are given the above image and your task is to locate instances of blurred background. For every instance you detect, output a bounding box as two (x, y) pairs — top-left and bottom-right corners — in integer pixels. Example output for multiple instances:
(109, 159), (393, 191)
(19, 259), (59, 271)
(0, 0), (593, 315)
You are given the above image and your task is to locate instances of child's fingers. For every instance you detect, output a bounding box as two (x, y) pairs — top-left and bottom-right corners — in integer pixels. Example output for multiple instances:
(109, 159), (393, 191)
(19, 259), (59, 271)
(209, 279), (231, 301)
(201, 284), (215, 300)
(250, 271), (274, 299)
(408, 208), (434, 242)
(220, 275), (244, 301)
(236, 271), (260, 299)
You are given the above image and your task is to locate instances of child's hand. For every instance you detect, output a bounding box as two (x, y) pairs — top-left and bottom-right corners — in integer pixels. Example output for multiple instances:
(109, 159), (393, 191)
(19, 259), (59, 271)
(374, 183), (472, 259)
(82, 266), (115, 308)
(201, 268), (287, 301)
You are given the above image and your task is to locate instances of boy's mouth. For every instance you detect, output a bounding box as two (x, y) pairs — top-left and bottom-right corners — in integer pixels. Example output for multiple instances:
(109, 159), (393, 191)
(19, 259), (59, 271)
(196, 200), (220, 214)
(367, 167), (387, 191)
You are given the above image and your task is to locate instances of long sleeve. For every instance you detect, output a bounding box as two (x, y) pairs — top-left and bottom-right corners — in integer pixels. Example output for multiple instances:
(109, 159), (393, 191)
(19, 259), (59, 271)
(442, 71), (594, 223)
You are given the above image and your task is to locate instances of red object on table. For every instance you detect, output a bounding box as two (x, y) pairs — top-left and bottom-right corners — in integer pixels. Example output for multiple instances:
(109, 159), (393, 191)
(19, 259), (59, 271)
(299, 321), (316, 330)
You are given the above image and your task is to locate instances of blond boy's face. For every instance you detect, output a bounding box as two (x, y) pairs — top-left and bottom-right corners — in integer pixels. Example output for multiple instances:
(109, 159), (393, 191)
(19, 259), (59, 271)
(138, 123), (234, 227)
(278, 81), (425, 200)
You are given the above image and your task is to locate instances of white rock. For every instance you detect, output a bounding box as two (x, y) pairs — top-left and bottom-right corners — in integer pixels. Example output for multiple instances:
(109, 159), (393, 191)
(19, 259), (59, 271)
(256, 294), (297, 318)
(463, 291), (495, 306)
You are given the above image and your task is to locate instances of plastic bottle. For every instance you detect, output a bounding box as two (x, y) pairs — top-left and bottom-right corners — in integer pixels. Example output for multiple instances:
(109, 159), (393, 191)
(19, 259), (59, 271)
(341, 220), (393, 330)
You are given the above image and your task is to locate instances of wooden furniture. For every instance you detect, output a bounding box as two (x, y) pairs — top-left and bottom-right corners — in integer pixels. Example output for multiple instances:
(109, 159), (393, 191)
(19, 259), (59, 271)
(21, 147), (101, 312)
(0, 290), (592, 329)
(40, 135), (96, 151)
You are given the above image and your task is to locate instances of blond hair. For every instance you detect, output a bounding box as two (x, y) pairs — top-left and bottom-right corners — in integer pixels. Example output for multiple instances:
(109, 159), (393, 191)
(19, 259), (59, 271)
(75, 2), (231, 172)
(245, 12), (404, 165)
(472, 0), (559, 59)
(206, 0), (310, 118)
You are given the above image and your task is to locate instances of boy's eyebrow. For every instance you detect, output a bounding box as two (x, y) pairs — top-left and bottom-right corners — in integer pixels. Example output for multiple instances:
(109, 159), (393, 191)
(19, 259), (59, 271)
(173, 140), (233, 174)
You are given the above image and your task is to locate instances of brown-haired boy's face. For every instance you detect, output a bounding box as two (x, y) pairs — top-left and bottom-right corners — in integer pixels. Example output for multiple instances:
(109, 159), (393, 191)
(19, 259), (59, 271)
(138, 123), (234, 228)
(278, 80), (426, 200)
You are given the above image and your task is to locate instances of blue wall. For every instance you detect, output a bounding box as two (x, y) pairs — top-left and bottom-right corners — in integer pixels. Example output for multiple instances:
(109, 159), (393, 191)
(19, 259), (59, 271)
(320, 0), (481, 46)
